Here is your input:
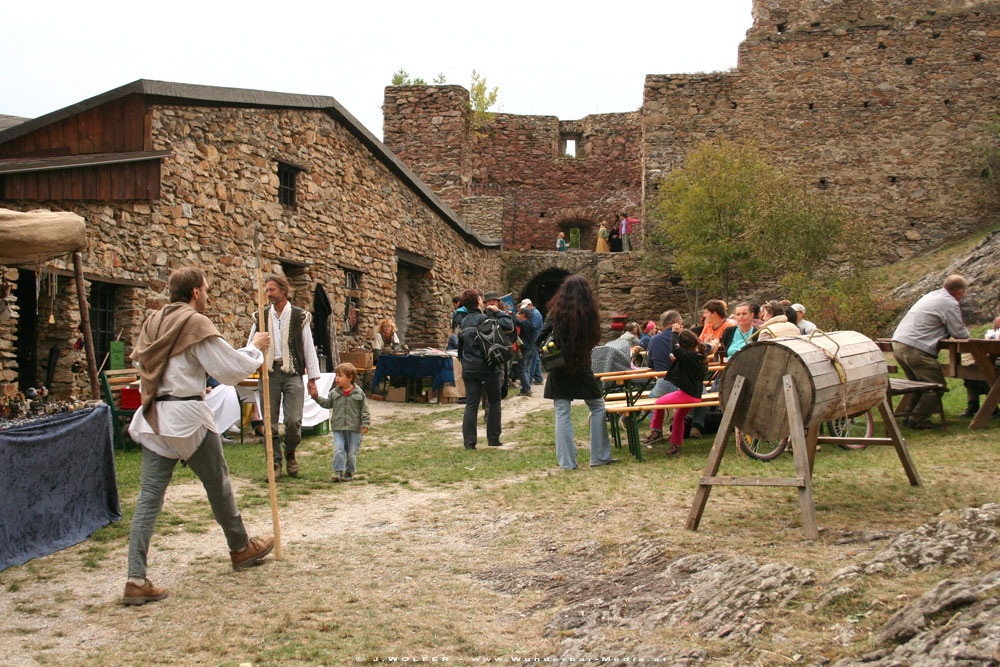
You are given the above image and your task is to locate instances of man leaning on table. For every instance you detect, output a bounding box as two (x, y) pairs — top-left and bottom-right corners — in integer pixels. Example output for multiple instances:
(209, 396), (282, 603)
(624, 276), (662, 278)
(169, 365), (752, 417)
(891, 274), (970, 429)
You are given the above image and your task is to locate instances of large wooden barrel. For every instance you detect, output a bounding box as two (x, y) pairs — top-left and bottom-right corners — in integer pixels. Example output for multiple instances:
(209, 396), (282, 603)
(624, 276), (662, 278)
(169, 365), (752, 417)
(720, 331), (887, 442)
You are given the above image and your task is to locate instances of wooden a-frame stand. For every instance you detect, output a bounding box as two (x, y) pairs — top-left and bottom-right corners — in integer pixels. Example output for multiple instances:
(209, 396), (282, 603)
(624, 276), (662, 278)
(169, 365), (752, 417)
(685, 374), (922, 540)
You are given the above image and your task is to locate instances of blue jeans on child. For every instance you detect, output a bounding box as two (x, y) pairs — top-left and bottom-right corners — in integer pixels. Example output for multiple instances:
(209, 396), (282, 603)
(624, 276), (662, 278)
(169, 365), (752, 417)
(333, 430), (362, 475)
(553, 397), (613, 470)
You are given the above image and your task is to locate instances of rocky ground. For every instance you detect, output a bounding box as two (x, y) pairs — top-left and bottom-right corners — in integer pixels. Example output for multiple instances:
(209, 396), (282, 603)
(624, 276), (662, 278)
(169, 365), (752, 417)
(1, 396), (998, 664)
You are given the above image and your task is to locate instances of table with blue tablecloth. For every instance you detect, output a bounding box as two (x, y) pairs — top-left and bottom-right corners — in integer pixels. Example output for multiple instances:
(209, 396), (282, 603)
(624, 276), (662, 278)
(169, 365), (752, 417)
(371, 354), (455, 397)
(0, 404), (121, 571)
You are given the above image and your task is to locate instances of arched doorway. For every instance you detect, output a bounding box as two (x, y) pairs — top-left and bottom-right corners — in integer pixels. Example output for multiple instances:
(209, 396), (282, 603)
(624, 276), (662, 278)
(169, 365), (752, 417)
(520, 268), (570, 319)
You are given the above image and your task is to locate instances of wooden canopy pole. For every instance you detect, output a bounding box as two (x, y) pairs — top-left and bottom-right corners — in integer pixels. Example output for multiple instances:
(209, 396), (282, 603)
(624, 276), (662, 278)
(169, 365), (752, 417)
(255, 239), (282, 560)
(72, 252), (100, 400)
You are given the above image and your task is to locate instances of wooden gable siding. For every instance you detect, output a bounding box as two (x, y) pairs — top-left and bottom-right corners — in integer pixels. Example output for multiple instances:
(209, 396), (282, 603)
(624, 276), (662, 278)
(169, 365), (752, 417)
(0, 94), (159, 200)
(1, 161), (160, 201)
(0, 94), (151, 158)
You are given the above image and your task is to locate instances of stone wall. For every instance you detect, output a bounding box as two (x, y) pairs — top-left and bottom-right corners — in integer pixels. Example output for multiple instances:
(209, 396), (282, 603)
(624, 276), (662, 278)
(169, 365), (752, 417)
(383, 87), (643, 251)
(644, 1), (1000, 260)
(3, 103), (500, 396)
(500, 251), (692, 342)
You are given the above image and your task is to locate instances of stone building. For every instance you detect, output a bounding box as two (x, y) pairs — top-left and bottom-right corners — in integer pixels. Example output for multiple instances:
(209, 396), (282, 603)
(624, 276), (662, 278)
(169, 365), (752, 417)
(0, 80), (500, 397)
(386, 0), (1000, 261)
(383, 87), (643, 252)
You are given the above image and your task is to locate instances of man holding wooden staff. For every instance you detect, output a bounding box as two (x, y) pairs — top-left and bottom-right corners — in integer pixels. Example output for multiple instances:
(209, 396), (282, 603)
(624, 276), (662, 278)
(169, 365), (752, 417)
(248, 274), (320, 479)
(124, 267), (275, 605)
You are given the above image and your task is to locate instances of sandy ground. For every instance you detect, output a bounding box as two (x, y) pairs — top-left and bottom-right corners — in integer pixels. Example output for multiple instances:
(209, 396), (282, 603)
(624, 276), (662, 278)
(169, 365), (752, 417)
(0, 390), (559, 665)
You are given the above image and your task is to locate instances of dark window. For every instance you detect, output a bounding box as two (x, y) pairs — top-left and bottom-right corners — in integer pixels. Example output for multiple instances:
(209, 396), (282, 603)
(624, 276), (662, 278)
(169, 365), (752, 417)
(344, 270), (361, 334)
(277, 162), (298, 207)
(89, 282), (116, 366)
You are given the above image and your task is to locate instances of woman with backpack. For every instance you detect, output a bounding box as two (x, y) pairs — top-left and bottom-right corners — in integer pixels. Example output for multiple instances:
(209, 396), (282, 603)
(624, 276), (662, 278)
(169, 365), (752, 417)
(536, 275), (617, 471)
(457, 289), (515, 449)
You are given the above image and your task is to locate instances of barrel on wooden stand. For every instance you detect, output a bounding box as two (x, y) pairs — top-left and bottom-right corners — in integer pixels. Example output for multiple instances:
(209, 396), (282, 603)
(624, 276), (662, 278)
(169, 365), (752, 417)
(720, 331), (888, 442)
(688, 330), (920, 540)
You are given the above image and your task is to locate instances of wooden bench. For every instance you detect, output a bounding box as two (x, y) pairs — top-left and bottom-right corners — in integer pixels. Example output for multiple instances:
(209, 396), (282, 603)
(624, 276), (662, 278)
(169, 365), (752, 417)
(99, 368), (140, 450)
(887, 378), (947, 428)
(605, 392), (721, 461)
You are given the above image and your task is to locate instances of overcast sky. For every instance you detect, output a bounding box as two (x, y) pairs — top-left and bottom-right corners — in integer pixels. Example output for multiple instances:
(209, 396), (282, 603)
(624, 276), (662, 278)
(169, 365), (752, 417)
(1, 1), (754, 141)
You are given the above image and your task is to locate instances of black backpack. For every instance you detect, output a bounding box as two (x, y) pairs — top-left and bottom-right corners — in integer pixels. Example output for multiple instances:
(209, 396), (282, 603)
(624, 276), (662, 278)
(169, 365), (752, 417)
(472, 317), (513, 369)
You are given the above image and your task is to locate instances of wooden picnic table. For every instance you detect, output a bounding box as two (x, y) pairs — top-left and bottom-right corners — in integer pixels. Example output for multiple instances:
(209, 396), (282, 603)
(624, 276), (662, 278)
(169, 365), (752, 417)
(939, 338), (1000, 429)
(877, 338), (1000, 429)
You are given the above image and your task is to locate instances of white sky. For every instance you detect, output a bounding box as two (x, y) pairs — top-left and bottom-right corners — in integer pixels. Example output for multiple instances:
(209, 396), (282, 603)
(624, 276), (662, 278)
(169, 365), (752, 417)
(1, 1), (754, 141)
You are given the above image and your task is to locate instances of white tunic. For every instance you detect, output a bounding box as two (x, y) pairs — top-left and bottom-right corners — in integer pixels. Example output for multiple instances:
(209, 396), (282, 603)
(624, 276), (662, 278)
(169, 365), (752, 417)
(129, 337), (264, 460)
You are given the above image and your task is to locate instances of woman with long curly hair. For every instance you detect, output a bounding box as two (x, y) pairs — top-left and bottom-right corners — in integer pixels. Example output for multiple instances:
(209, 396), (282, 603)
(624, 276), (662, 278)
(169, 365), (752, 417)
(535, 275), (616, 470)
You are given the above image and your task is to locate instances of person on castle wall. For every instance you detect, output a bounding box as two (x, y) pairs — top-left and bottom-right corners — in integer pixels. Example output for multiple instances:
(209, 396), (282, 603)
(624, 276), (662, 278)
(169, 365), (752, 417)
(556, 231), (569, 252)
(608, 220), (622, 253)
(248, 274), (321, 480)
(125, 266), (274, 606)
(619, 212), (641, 253)
(596, 220), (611, 253)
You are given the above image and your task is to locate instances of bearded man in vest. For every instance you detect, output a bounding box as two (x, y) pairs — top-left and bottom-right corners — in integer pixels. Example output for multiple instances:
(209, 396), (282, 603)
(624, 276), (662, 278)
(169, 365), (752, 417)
(248, 274), (321, 478)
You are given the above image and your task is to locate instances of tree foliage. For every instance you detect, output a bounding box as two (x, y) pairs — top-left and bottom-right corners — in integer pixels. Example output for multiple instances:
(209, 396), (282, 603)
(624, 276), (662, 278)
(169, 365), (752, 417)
(469, 69), (499, 134)
(390, 69), (426, 86)
(646, 139), (864, 303)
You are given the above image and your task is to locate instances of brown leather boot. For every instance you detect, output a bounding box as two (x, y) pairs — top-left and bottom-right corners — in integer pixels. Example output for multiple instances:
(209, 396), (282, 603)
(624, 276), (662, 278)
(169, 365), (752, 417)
(285, 457), (299, 477)
(230, 535), (275, 570)
(123, 579), (168, 605)
(263, 463), (282, 482)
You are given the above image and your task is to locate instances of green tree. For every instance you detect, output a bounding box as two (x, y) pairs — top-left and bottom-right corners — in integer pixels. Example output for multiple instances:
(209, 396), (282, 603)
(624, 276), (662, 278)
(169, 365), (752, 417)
(646, 139), (863, 303)
(390, 69), (426, 86)
(469, 69), (498, 133)
(433, 72), (447, 84)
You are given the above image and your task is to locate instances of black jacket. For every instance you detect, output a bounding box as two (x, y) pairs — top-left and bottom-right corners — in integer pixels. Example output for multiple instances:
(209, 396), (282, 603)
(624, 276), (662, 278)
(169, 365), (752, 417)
(458, 308), (514, 379)
(667, 347), (707, 398)
(719, 325), (757, 361)
(536, 318), (602, 400)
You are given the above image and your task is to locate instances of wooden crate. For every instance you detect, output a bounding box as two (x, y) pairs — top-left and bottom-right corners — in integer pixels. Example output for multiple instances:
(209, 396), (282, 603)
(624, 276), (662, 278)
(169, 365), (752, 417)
(340, 351), (373, 369)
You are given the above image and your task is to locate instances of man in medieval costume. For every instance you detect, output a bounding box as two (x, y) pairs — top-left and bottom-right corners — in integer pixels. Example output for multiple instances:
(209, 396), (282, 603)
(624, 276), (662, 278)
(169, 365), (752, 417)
(124, 267), (274, 605)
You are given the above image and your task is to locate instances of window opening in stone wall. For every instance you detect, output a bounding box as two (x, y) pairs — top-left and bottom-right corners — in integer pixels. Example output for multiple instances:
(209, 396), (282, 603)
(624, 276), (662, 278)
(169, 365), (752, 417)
(973, 53), (983, 62)
(863, 101), (870, 108)
(889, 176), (899, 184)
(277, 162), (298, 208)
(559, 133), (582, 158)
(932, 32), (941, 39)
(776, 23), (786, 33)
(88, 281), (116, 371)
(344, 269), (361, 334)
(878, 42), (887, 50)
(569, 228), (581, 249)
(817, 178), (829, 189)
(822, 51), (830, 58)
(905, 57), (914, 65)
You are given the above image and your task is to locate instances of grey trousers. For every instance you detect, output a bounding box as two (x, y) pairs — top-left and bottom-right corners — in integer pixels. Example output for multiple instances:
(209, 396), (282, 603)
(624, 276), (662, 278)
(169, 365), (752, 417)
(128, 431), (248, 579)
(269, 366), (304, 464)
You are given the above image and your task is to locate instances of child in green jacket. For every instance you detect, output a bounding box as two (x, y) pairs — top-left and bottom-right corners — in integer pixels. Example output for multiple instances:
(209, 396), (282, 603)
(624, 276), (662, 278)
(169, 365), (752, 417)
(309, 362), (370, 482)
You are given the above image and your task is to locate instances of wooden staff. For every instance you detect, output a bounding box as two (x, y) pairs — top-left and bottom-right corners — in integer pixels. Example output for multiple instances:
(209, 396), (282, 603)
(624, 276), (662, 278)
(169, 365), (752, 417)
(73, 252), (100, 400)
(255, 237), (282, 560)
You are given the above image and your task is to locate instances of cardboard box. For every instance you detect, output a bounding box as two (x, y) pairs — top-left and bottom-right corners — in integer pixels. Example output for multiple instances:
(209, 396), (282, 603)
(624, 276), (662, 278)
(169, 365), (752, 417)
(451, 358), (466, 398)
(441, 384), (459, 398)
(386, 386), (407, 403)
(340, 351), (373, 369)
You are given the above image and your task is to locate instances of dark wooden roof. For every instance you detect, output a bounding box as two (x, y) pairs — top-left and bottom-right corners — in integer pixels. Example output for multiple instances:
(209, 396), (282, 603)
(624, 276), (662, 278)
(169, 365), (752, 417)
(0, 150), (170, 174)
(0, 115), (28, 132)
(0, 80), (497, 248)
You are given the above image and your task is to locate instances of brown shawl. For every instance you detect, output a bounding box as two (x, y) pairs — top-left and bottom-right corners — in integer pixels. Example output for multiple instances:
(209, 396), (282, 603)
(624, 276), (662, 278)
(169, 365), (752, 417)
(131, 302), (221, 433)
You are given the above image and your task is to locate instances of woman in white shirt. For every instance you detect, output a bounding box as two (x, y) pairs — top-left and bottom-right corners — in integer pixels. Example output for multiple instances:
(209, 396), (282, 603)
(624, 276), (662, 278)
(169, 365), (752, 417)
(372, 319), (401, 363)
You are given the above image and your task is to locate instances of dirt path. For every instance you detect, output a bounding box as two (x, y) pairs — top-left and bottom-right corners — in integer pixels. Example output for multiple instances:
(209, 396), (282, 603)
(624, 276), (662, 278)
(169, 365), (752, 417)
(1, 394), (559, 665)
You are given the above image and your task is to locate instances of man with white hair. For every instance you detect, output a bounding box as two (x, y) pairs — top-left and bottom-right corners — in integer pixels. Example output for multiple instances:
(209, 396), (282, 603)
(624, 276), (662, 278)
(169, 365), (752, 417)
(520, 298), (544, 385)
(891, 274), (970, 429)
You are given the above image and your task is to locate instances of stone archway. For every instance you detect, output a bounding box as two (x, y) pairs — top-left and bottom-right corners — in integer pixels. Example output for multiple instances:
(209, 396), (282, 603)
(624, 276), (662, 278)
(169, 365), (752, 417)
(520, 268), (571, 318)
